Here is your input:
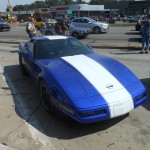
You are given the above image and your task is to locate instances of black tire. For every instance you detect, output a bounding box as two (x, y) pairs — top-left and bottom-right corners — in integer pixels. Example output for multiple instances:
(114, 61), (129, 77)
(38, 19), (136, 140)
(72, 32), (79, 39)
(39, 80), (55, 114)
(19, 56), (28, 76)
(93, 27), (101, 34)
(45, 31), (53, 35)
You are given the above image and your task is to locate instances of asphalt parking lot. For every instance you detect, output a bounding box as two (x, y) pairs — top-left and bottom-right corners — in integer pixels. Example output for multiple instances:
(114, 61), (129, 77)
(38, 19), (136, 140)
(0, 24), (150, 150)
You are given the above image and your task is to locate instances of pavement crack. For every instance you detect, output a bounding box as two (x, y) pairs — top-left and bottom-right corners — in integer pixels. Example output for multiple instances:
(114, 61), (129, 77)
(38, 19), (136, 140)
(25, 101), (42, 122)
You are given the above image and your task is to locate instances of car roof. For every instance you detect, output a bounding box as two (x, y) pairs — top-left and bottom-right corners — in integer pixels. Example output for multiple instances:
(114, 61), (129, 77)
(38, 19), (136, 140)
(32, 35), (73, 41)
(73, 17), (91, 19)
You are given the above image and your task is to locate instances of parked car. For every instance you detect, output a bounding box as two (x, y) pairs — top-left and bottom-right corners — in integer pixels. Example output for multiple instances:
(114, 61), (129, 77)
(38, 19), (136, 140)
(0, 18), (4, 23)
(40, 23), (91, 39)
(18, 35), (147, 124)
(71, 17), (109, 34)
(0, 22), (10, 31)
(122, 16), (140, 23)
(35, 18), (57, 30)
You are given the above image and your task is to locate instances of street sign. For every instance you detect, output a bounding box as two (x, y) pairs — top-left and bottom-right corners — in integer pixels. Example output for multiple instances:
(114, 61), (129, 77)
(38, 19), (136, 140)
(67, 10), (72, 15)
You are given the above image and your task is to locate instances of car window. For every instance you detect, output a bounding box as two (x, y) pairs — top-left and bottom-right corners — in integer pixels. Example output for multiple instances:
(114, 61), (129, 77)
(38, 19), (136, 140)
(72, 19), (82, 23)
(25, 40), (34, 54)
(34, 38), (93, 59)
(88, 18), (96, 23)
(83, 19), (89, 23)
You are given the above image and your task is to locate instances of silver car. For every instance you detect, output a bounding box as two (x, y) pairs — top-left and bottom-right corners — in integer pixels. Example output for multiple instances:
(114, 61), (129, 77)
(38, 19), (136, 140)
(71, 17), (109, 34)
(40, 23), (91, 39)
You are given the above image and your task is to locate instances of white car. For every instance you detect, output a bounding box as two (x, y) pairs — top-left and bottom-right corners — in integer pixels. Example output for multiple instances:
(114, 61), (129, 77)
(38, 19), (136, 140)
(71, 17), (109, 34)
(40, 23), (91, 39)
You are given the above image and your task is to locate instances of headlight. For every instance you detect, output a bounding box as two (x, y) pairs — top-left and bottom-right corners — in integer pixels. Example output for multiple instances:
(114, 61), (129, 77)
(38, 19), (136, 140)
(102, 25), (107, 28)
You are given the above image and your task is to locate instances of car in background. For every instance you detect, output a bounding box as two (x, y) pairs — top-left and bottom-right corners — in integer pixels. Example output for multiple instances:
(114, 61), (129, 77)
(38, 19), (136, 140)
(0, 22), (10, 31)
(40, 23), (91, 39)
(71, 17), (109, 34)
(35, 17), (43, 30)
(0, 18), (4, 23)
(18, 35), (147, 123)
(35, 18), (57, 30)
(122, 16), (140, 23)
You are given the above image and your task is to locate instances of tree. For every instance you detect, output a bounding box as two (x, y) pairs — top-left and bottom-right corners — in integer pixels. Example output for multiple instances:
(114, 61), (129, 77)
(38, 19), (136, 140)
(89, 0), (134, 4)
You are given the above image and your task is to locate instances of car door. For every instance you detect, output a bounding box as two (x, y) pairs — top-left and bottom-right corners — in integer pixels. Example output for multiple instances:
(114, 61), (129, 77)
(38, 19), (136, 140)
(23, 40), (40, 80)
(71, 18), (83, 27)
(82, 19), (92, 29)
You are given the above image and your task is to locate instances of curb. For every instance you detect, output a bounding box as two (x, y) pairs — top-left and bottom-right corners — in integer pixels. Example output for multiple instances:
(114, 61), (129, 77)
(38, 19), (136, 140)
(0, 39), (141, 50)
(0, 144), (15, 150)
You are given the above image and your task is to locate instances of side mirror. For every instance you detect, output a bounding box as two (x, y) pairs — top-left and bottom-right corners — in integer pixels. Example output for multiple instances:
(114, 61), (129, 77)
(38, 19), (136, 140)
(88, 21), (92, 24)
(87, 46), (93, 51)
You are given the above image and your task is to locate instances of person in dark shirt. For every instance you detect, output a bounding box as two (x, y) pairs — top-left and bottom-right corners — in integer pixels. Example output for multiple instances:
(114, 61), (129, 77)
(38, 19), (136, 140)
(139, 14), (150, 54)
(61, 15), (69, 36)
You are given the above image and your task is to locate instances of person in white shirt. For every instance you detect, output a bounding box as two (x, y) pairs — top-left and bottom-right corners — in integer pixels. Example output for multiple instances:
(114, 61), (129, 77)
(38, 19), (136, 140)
(28, 17), (37, 38)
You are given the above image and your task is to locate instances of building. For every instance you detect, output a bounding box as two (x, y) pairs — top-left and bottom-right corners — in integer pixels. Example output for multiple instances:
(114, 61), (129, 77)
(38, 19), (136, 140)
(50, 4), (108, 17)
(128, 0), (150, 15)
(50, 0), (150, 17)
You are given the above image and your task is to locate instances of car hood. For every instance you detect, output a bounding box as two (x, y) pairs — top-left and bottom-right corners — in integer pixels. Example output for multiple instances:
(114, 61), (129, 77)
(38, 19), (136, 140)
(95, 22), (108, 26)
(38, 53), (143, 101)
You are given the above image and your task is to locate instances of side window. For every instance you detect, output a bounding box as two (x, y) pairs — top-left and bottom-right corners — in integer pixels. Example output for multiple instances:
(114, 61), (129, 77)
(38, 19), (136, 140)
(28, 42), (34, 53)
(73, 19), (82, 23)
(25, 41), (34, 54)
(83, 19), (88, 23)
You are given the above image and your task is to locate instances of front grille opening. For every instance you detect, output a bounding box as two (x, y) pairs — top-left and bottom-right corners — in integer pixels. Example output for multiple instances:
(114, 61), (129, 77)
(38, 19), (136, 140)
(79, 109), (106, 117)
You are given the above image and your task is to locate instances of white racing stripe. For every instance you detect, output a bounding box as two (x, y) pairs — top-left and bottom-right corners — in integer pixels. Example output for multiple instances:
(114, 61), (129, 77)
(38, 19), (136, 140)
(45, 35), (67, 40)
(62, 55), (134, 118)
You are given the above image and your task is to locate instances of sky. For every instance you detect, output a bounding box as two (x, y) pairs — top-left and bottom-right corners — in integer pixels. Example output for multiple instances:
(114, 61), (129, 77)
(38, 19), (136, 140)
(0, 0), (90, 12)
(0, 0), (36, 12)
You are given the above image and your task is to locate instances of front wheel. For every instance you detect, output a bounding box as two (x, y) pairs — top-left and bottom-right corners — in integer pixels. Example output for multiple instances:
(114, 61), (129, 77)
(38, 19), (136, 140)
(39, 80), (55, 114)
(72, 32), (79, 39)
(45, 31), (53, 35)
(93, 27), (101, 34)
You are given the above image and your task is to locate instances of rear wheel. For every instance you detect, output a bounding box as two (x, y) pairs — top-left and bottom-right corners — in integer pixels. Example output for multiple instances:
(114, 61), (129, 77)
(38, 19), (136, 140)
(45, 31), (53, 35)
(39, 80), (55, 114)
(72, 32), (79, 39)
(93, 27), (101, 34)
(19, 56), (28, 76)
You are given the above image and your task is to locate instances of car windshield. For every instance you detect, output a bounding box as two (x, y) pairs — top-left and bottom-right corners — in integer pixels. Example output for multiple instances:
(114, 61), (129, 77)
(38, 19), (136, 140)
(34, 38), (93, 59)
(88, 18), (97, 23)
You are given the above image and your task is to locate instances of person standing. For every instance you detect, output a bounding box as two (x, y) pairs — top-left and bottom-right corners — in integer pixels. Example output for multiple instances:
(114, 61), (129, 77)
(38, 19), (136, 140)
(61, 15), (69, 36)
(27, 17), (37, 38)
(139, 14), (150, 54)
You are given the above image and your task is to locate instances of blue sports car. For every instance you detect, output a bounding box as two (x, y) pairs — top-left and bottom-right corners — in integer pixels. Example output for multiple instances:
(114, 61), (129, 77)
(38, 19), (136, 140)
(18, 36), (147, 123)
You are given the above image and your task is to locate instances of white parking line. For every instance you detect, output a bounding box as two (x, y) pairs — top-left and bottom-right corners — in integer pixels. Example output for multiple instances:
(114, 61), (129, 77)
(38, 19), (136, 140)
(0, 65), (55, 150)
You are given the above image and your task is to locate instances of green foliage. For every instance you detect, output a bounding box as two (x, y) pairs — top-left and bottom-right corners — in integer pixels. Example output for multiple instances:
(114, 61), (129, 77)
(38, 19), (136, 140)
(89, 0), (134, 4)
(13, 0), (74, 11)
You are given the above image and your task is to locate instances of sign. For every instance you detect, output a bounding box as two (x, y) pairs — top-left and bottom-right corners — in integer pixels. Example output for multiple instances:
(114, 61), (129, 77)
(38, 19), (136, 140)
(67, 10), (72, 14)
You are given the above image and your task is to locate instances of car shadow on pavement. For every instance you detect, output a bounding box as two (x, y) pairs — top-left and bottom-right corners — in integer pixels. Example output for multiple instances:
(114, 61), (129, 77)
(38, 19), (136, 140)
(141, 78), (150, 111)
(128, 37), (141, 43)
(125, 32), (140, 35)
(3, 65), (130, 139)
